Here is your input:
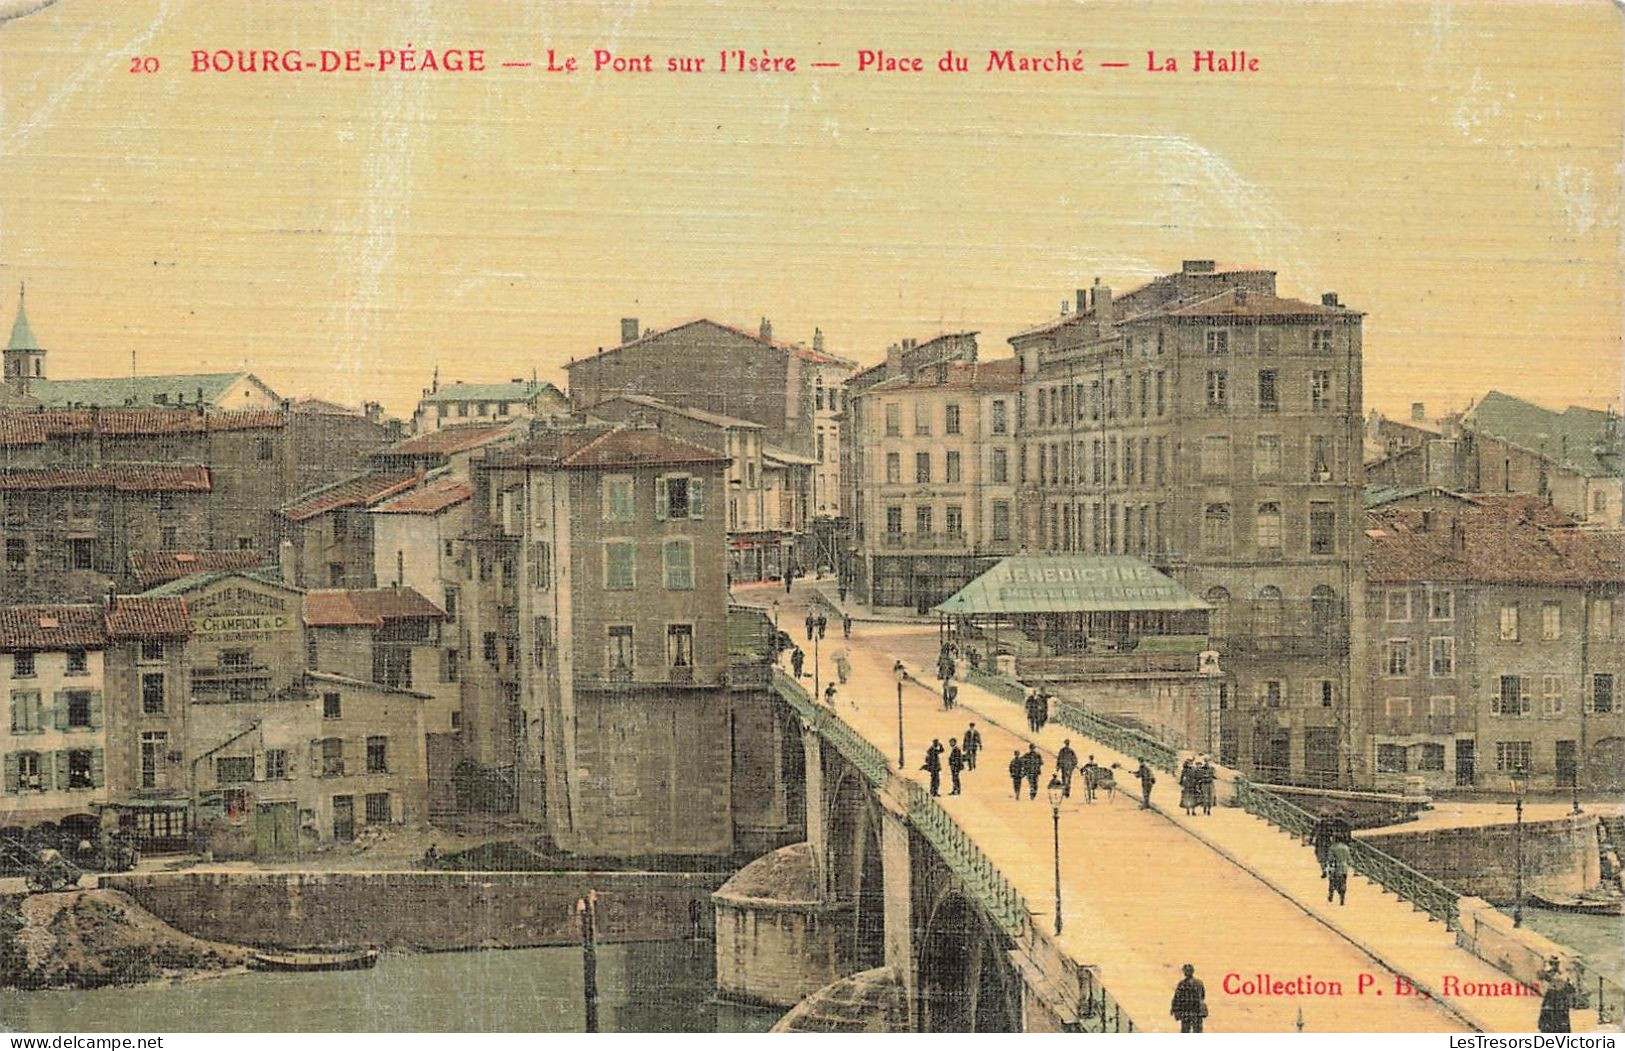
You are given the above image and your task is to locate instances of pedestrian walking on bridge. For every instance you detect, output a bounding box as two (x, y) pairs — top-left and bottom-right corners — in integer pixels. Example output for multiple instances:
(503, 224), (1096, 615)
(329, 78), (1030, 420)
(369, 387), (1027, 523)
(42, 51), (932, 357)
(1080, 754), (1102, 802)
(1023, 745), (1043, 800)
(963, 723), (981, 770)
(1325, 835), (1352, 906)
(824, 682), (838, 707)
(841, 612), (852, 638)
(815, 612), (828, 639)
(947, 739), (964, 796)
(1537, 956), (1575, 1033)
(791, 647), (805, 679)
(1171, 964), (1207, 1033)
(1056, 740), (1078, 799)
(1008, 750), (1025, 800)
(923, 739), (944, 797)
(832, 650), (851, 685)
(1133, 759), (1156, 809)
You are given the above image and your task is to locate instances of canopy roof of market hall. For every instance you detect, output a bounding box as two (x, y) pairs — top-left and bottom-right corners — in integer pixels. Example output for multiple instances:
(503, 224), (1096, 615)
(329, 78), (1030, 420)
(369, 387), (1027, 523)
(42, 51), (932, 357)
(933, 555), (1209, 616)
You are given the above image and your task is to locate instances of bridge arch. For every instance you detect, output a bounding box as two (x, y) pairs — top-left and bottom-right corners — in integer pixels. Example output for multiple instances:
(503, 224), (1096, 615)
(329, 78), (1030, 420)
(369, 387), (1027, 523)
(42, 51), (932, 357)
(916, 885), (1020, 1032)
(825, 763), (886, 973)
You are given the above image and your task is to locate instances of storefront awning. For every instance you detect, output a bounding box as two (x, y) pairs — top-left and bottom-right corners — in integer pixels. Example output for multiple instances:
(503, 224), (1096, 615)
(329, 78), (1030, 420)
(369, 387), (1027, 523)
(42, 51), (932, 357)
(934, 555), (1209, 615)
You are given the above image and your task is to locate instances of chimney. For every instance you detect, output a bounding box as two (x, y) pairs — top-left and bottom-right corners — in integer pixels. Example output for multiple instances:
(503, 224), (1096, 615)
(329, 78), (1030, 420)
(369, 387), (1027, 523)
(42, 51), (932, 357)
(1411, 402), (1426, 423)
(886, 342), (903, 375)
(1076, 288), (1089, 315)
(1321, 292), (1341, 308)
(903, 337), (916, 352)
(1092, 277), (1113, 323)
(620, 318), (639, 344)
(1060, 300), (1069, 315)
(1182, 260), (1216, 274)
(759, 317), (773, 342)
(813, 327), (824, 354)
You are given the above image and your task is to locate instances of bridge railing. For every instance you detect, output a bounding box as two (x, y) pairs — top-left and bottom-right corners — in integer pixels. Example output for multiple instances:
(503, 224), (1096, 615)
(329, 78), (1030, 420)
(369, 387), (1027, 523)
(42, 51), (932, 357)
(1053, 701), (1180, 773)
(900, 780), (1030, 940)
(772, 668), (891, 787)
(962, 665), (1026, 704)
(1078, 969), (1138, 1033)
(1232, 776), (1462, 930)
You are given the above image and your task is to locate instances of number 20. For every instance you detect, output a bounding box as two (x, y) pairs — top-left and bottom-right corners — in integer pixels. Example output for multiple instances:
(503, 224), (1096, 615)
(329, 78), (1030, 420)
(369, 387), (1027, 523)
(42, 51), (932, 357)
(129, 55), (160, 74)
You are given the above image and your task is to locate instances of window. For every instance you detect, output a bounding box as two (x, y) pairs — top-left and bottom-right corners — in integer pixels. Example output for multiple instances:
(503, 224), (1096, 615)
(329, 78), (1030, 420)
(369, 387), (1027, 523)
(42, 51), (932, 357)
(1424, 636), (1454, 677)
(990, 401), (1008, 434)
(65, 690), (94, 729)
(1495, 675), (1528, 716)
(1260, 680), (1283, 708)
(323, 692), (342, 719)
(13, 751), (43, 791)
(1201, 436), (1229, 479)
(914, 404), (931, 436)
(66, 749), (95, 789)
(69, 538), (93, 570)
(265, 749), (288, 780)
(1255, 503), (1282, 553)
(915, 452), (931, 484)
(367, 736), (388, 773)
(1385, 640), (1411, 677)
(12, 652), (33, 678)
(482, 631), (498, 664)
(1205, 370), (1227, 412)
(1377, 744), (1408, 774)
(881, 452), (900, 485)
(140, 731), (166, 789)
(365, 793), (391, 825)
(9, 690), (40, 733)
(662, 539), (693, 590)
(1417, 744), (1445, 771)
(139, 639), (165, 663)
(1311, 370), (1333, 411)
(1499, 604), (1519, 641)
(1201, 504), (1232, 552)
(817, 432), (826, 462)
(604, 541), (636, 590)
(1429, 590), (1454, 621)
(1309, 502), (1336, 554)
(1593, 674), (1615, 713)
(991, 448), (1008, 484)
(444, 648), (461, 682)
(1311, 329), (1334, 354)
(257, 437), (276, 461)
(1257, 370), (1278, 412)
(66, 649), (87, 676)
(1542, 675), (1564, 715)
(5, 537), (25, 569)
(657, 475), (703, 519)
(533, 617), (552, 668)
(945, 404), (961, 435)
(321, 738), (344, 776)
(1589, 597), (1614, 639)
(1541, 602), (1562, 641)
(884, 403), (900, 437)
(217, 756), (254, 783)
(372, 645), (412, 689)
(991, 501), (1011, 542)
(666, 624), (694, 668)
(1318, 681), (1335, 708)
(603, 476), (634, 521)
(139, 673), (165, 714)
(944, 505), (964, 538)
(885, 506), (902, 535)
(1495, 741), (1532, 774)
(1205, 329), (1230, 355)
(1387, 591), (1411, 622)
(945, 451), (961, 483)
(607, 626), (634, 675)
(915, 506), (933, 535)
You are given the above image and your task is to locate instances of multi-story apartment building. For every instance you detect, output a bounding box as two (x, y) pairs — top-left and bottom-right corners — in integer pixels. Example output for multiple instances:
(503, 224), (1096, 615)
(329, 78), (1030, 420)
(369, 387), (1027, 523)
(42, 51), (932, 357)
(1458, 392), (1622, 530)
(409, 378), (570, 435)
(276, 472), (421, 589)
(471, 424), (734, 854)
(849, 353), (1021, 610)
(0, 605), (110, 829)
(1362, 497), (1623, 794)
(1009, 261), (1365, 787)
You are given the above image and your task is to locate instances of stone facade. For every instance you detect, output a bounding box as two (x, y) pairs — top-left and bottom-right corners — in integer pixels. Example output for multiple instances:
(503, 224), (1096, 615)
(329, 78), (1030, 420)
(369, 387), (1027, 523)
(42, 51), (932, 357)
(0, 606), (110, 826)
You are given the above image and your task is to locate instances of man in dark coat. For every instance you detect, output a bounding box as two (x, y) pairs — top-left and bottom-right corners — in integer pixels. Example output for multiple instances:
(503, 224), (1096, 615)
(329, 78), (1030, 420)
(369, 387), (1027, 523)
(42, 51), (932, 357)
(963, 723), (981, 770)
(923, 739), (943, 796)
(1008, 750), (1025, 800)
(947, 739), (965, 796)
(1056, 740), (1079, 799)
(1024, 745), (1043, 799)
(815, 612), (827, 639)
(790, 647), (805, 679)
(1171, 964), (1207, 1032)
(841, 612), (852, 638)
(1311, 814), (1336, 874)
(805, 612), (816, 641)
(1134, 759), (1157, 809)
(1080, 754), (1102, 803)
(1025, 690), (1041, 733)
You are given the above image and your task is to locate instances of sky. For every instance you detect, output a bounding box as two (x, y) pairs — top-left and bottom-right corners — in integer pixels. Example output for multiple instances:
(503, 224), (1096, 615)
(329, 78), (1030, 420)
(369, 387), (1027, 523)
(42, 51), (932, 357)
(0, 0), (1619, 420)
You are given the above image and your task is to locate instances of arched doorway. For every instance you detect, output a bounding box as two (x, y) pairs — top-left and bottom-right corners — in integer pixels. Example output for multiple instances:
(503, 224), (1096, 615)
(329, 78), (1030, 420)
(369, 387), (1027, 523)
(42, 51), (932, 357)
(917, 892), (1018, 1032)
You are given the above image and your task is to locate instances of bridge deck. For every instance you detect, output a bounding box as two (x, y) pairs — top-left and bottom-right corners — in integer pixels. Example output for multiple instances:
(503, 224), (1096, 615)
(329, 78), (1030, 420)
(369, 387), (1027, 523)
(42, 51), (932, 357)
(766, 590), (1598, 1034)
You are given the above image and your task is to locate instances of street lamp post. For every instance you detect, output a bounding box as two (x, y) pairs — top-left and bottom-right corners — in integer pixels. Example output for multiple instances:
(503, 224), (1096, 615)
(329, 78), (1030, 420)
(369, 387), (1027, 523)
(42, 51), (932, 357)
(1048, 774), (1064, 935)
(813, 626), (821, 702)
(1512, 775), (1526, 928)
(895, 663), (907, 769)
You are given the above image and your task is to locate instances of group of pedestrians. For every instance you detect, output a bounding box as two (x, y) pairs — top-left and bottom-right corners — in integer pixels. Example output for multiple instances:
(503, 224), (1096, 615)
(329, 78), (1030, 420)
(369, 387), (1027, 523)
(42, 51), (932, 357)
(1024, 687), (1051, 733)
(1177, 756), (1216, 816)
(1053, 740), (1108, 802)
(1309, 813), (1356, 906)
(804, 610), (827, 641)
(921, 721), (982, 796)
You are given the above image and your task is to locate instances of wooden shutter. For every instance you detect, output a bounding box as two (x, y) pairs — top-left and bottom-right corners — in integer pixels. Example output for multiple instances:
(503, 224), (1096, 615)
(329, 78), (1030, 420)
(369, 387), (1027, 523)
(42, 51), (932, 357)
(89, 690), (103, 731)
(91, 748), (105, 789)
(7, 694), (15, 735)
(53, 749), (68, 790)
(3, 753), (17, 794)
(689, 477), (705, 518)
(53, 692), (68, 731)
(654, 476), (669, 520)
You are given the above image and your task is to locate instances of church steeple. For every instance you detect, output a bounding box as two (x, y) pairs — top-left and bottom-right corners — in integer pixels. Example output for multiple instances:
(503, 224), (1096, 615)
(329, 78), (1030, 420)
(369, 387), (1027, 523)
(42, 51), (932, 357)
(5, 282), (47, 387)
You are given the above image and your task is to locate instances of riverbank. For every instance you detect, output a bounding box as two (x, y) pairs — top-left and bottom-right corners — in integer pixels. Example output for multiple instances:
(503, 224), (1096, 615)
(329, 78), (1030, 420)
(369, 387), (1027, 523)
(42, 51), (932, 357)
(2, 889), (250, 990)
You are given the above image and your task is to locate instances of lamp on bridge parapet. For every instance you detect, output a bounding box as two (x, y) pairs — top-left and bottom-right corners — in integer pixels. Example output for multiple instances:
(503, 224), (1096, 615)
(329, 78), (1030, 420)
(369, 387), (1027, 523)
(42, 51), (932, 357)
(1510, 774), (1527, 928)
(895, 662), (907, 769)
(1048, 773), (1064, 936)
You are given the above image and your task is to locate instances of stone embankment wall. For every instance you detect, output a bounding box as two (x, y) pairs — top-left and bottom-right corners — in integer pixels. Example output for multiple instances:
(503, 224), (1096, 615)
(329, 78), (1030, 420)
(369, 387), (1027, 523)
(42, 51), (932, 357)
(1358, 815), (1600, 902)
(101, 870), (727, 951)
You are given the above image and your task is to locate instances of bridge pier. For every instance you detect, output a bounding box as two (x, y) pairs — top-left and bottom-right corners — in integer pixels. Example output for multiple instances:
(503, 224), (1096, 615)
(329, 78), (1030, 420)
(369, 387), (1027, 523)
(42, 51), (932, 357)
(877, 798), (916, 1031)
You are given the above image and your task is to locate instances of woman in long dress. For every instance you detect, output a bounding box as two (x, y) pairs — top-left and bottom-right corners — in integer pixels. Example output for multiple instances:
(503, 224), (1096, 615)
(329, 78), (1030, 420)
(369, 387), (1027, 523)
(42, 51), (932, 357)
(1178, 759), (1197, 815)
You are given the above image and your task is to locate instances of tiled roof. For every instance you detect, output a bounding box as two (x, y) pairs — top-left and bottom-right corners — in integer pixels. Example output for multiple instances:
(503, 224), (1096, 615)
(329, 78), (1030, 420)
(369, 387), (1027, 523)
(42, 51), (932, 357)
(866, 357), (1022, 394)
(763, 445), (818, 467)
(483, 425), (730, 472)
(1461, 391), (1621, 479)
(128, 550), (273, 589)
(1158, 287), (1353, 319)
(1365, 502), (1621, 586)
(289, 397), (364, 416)
(419, 380), (561, 404)
(0, 407), (285, 446)
(565, 318), (857, 371)
(279, 472), (419, 522)
(303, 587), (446, 627)
(381, 422), (520, 457)
(24, 373), (276, 409)
(592, 394), (766, 430)
(369, 478), (472, 515)
(0, 464), (211, 492)
(0, 605), (107, 651)
(106, 596), (192, 639)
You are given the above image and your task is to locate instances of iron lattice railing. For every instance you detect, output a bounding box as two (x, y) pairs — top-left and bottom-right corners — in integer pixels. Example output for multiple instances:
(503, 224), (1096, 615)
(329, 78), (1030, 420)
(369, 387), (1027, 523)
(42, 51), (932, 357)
(1078, 968), (1138, 1033)
(962, 665), (1026, 704)
(901, 780), (1030, 939)
(772, 668), (891, 787)
(1232, 776), (1461, 930)
(1053, 701), (1180, 773)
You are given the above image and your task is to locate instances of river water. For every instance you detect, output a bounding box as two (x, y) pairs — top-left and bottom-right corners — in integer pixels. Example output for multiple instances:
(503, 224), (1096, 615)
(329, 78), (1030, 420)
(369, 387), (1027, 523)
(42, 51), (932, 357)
(1514, 908), (1624, 985)
(0, 940), (779, 1033)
